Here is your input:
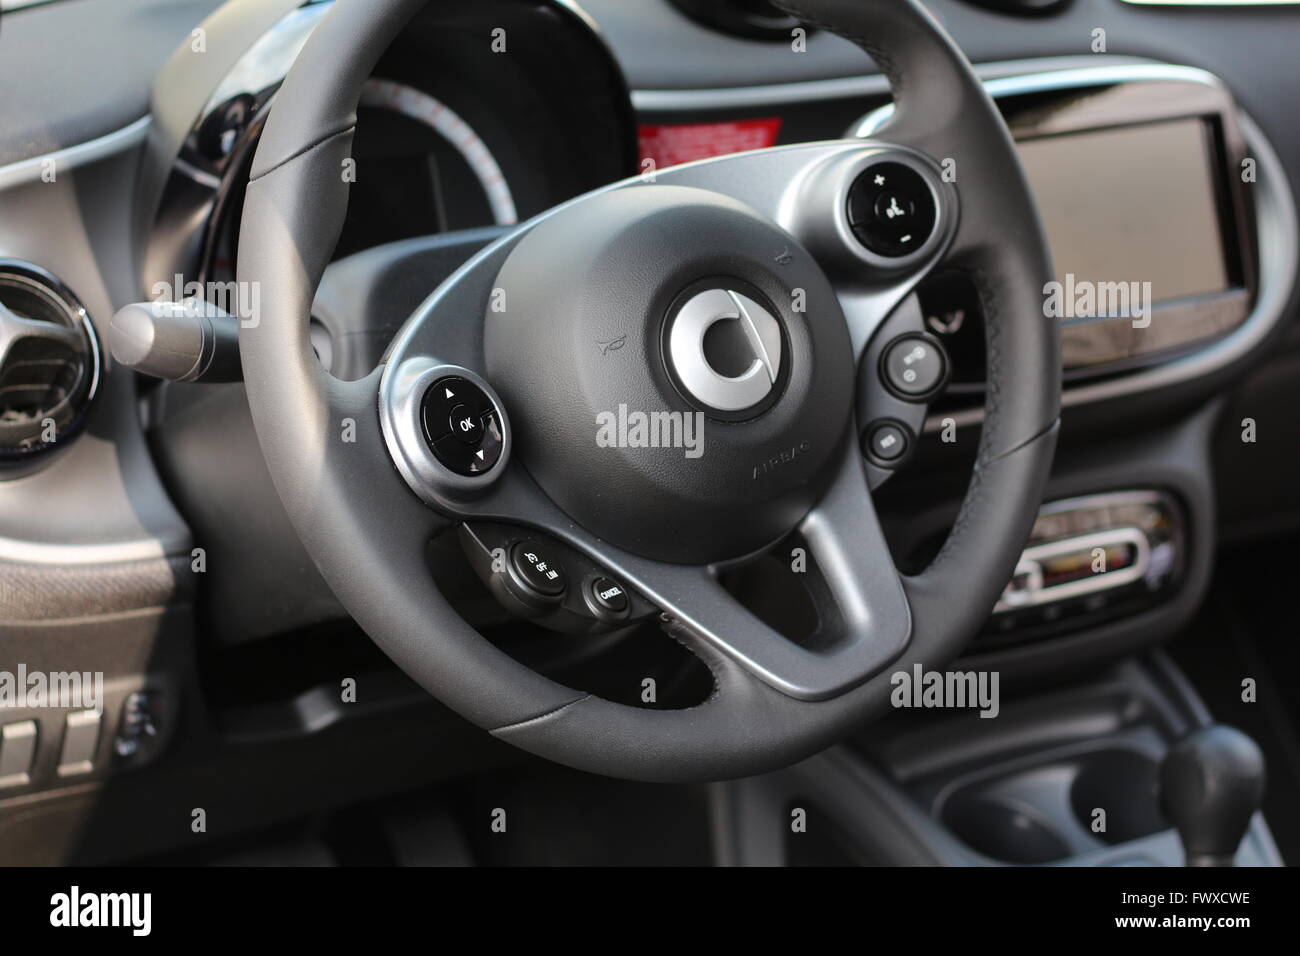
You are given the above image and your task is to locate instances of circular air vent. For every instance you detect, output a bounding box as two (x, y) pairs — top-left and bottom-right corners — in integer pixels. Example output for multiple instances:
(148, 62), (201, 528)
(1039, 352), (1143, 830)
(668, 0), (805, 41)
(0, 260), (100, 462)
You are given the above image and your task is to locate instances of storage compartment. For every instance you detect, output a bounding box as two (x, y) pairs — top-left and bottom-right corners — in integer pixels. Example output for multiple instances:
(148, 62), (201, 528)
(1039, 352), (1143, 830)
(937, 745), (1167, 864)
(943, 779), (1074, 864)
(1069, 748), (1166, 845)
(859, 659), (1201, 865)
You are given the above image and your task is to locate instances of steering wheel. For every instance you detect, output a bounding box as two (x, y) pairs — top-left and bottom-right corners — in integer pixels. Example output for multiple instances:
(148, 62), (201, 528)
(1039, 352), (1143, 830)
(236, 0), (1059, 782)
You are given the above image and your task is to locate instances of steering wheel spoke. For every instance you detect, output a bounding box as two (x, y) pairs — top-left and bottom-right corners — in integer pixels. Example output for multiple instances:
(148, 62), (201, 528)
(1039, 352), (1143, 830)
(464, 439), (910, 702)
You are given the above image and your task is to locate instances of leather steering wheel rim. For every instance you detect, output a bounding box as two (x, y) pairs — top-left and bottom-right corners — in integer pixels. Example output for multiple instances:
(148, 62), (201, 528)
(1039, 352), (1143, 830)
(236, 0), (1060, 782)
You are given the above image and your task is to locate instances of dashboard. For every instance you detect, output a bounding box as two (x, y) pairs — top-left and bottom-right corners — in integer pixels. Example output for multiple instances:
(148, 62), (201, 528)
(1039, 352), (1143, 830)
(630, 62), (1266, 403)
(0, 0), (1299, 864)
(612, 49), (1288, 657)
(146, 0), (635, 290)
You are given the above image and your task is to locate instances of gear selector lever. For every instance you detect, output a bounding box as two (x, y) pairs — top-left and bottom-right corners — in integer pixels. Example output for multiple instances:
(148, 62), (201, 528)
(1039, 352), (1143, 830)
(1159, 724), (1265, 867)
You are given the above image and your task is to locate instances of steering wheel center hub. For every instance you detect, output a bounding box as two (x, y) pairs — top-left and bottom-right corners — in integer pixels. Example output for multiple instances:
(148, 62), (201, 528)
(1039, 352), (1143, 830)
(664, 282), (784, 415)
(484, 184), (856, 563)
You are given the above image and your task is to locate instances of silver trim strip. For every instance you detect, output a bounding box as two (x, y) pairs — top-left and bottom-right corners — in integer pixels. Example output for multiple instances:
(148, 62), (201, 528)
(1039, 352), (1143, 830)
(851, 63), (1228, 138)
(630, 55), (1155, 111)
(995, 527), (1151, 612)
(0, 536), (170, 566)
(0, 116), (150, 193)
(993, 490), (1173, 613)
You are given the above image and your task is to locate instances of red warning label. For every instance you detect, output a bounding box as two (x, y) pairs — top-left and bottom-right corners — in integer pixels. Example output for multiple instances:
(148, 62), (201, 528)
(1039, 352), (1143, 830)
(637, 118), (784, 170)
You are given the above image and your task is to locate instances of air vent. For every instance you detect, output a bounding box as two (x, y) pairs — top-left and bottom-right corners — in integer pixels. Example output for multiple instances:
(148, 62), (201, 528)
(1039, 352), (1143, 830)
(668, 0), (805, 41)
(0, 260), (100, 463)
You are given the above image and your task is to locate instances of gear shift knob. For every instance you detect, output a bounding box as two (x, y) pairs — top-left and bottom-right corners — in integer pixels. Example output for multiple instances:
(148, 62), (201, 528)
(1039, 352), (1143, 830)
(1159, 724), (1265, 867)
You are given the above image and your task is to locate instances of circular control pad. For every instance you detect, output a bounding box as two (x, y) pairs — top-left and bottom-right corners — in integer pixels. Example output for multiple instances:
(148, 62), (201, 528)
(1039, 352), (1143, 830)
(421, 376), (504, 476)
(846, 161), (938, 258)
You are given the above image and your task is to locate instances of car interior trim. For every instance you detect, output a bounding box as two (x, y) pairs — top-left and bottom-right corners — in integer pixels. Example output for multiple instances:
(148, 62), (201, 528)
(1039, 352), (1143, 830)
(0, 535), (171, 567)
(861, 67), (1300, 430)
(629, 54), (1155, 111)
(4, 0), (1298, 875)
(0, 116), (150, 193)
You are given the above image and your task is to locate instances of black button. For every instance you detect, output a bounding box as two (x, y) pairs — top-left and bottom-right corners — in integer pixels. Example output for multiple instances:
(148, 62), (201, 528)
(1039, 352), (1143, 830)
(511, 541), (566, 597)
(448, 404), (484, 445)
(873, 190), (913, 225)
(422, 377), (503, 476)
(431, 412), (503, 476)
(864, 422), (910, 463)
(846, 162), (938, 258)
(881, 335), (947, 400)
(589, 576), (629, 614)
(422, 376), (495, 442)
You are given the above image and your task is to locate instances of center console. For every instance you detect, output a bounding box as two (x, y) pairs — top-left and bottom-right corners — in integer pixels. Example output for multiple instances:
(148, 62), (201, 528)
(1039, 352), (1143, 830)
(709, 654), (1282, 867)
(984, 490), (1185, 648)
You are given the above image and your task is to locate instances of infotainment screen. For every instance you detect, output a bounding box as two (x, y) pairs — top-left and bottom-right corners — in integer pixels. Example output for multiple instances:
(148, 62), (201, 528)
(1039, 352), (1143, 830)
(1015, 119), (1231, 305)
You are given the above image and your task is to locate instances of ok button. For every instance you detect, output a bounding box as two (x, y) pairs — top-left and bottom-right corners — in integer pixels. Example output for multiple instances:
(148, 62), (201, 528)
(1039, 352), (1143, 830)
(448, 404), (484, 445)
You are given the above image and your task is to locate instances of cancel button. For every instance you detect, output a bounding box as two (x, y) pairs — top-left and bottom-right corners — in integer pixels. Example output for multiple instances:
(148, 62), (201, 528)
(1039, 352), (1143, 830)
(589, 576), (629, 614)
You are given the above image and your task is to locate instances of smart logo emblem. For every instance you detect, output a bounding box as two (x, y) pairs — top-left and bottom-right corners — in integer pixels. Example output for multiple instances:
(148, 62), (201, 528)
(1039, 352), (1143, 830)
(666, 288), (783, 414)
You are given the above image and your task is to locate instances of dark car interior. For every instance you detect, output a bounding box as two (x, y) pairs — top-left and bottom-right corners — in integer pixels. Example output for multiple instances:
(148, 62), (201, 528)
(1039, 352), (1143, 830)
(2, 0), (1299, 872)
